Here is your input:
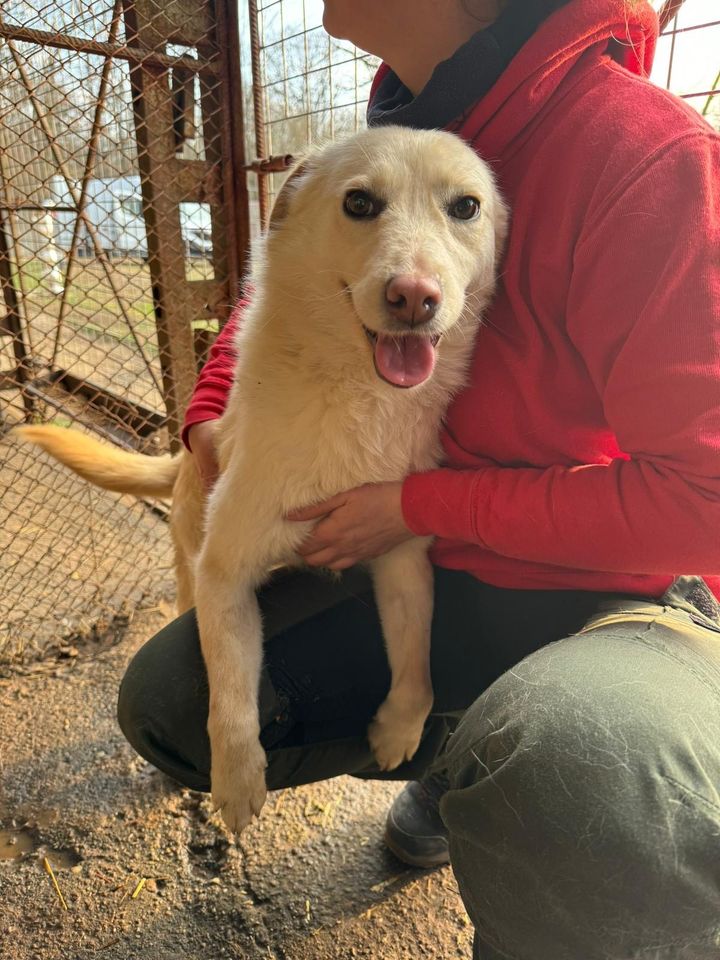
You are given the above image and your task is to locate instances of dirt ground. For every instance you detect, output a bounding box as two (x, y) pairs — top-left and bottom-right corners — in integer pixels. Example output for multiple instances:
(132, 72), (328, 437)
(0, 605), (473, 960)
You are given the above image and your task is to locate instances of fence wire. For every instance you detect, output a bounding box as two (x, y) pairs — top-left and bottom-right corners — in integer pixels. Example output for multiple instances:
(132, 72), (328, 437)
(0, 0), (717, 662)
(247, 0), (378, 222)
(0, 0), (247, 661)
(655, 0), (719, 126)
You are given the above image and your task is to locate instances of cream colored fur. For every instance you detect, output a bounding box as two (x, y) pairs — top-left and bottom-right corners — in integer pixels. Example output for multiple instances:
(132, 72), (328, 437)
(15, 126), (507, 833)
(14, 425), (179, 498)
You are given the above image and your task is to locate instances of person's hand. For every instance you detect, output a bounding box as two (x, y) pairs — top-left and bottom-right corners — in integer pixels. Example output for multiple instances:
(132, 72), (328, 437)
(286, 481), (413, 570)
(187, 420), (220, 493)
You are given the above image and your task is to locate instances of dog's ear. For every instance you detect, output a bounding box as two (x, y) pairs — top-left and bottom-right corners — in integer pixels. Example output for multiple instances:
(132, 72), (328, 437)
(268, 159), (310, 230)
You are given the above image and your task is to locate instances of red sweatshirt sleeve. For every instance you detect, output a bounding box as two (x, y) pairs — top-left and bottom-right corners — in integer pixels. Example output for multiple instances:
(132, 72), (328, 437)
(402, 132), (720, 575)
(181, 299), (246, 450)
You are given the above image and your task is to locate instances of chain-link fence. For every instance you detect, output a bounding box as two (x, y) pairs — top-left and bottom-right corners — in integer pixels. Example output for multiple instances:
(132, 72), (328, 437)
(1, 0), (717, 662)
(654, 0), (719, 127)
(245, 0), (378, 225)
(0, 0), (248, 660)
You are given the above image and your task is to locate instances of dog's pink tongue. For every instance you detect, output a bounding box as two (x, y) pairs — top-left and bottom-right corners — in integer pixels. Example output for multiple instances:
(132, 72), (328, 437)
(374, 333), (436, 387)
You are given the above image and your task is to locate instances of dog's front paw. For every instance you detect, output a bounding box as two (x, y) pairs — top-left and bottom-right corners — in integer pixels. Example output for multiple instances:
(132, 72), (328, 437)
(367, 700), (426, 772)
(210, 737), (268, 834)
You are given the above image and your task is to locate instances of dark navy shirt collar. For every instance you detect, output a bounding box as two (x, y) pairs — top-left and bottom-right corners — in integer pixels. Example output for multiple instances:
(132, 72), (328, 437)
(367, 0), (570, 131)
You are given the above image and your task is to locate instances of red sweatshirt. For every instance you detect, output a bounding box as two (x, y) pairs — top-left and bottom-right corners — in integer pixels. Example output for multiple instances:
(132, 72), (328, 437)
(183, 0), (720, 599)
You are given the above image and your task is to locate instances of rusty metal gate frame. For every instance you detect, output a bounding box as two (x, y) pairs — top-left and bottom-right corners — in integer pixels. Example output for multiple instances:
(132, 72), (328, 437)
(0, 0), (251, 449)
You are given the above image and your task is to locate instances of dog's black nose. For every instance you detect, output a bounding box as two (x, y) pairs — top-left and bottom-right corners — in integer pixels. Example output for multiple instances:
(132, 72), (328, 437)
(385, 275), (442, 327)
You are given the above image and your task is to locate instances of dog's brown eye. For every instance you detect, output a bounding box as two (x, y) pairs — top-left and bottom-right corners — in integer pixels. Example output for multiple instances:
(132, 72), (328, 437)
(344, 190), (377, 219)
(448, 196), (481, 221)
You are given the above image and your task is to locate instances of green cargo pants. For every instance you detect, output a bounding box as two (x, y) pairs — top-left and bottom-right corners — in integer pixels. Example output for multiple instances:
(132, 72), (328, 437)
(118, 571), (720, 958)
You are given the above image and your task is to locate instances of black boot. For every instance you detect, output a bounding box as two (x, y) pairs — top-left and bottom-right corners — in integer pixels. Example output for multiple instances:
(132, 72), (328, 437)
(384, 773), (450, 868)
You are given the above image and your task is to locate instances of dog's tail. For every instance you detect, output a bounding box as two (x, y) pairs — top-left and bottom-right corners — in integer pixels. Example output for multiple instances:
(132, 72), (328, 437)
(14, 424), (180, 498)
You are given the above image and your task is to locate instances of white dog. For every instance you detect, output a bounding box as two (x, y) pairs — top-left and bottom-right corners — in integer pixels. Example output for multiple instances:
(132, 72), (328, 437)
(16, 126), (507, 833)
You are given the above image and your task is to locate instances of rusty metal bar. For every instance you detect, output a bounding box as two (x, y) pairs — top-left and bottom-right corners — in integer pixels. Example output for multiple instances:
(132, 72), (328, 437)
(0, 212), (34, 418)
(244, 154), (294, 174)
(21, 377), (152, 451)
(0, 112), (36, 407)
(0, 142), (35, 360)
(0, 204), (76, 213)
(0, 21), (218, 74)
(122, 69), (197, 448)
(195, 21), (238, 319)
(681, 89), (720, 100)
(658, 0), (687, 32)
(661, 18), (720, 36)
(248, 0), (270, 226)
(49, 369), (166, 438)
(210, 0), (252, 313)
(122, 0), (215, 450)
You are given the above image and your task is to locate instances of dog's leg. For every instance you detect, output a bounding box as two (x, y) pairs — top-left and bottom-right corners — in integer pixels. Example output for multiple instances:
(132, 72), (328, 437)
(174, 552), (195, 616)
(194, 471), (273, 834)
(170, 454), (205, 614)
(367, 537), (435, 771)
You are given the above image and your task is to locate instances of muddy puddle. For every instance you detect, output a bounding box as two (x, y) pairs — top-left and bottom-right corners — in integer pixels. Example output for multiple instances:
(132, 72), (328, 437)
(1, 813), (81, 868)
(0, 827), (34, 861)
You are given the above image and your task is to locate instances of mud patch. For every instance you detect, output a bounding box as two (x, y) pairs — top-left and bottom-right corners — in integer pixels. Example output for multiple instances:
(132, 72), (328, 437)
(41, 845), (83, 870)
(0, 827), (35, 861)
(0, 814), (83, 870)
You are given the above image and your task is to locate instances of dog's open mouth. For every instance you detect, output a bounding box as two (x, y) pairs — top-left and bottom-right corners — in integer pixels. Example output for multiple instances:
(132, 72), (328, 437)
(363, 326), (441, 389)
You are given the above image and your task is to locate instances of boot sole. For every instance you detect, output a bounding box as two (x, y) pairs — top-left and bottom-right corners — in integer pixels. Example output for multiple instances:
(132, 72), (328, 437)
(383, 826), (451, 869)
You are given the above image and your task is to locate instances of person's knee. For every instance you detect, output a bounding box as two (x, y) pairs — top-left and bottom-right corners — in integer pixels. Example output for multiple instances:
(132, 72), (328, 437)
(116, 640), (155, 752)
(116, 660), (136, 747)
(441, 630), (720, 958)
(446, 628), (720, 795)
(116, 610), (209, 776)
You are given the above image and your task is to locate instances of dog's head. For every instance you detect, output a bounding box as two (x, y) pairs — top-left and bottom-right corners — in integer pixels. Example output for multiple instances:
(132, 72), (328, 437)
(264, 126), (508, 389)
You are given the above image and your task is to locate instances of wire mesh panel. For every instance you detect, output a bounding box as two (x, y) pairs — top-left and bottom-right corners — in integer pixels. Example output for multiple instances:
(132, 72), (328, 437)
(245, 0), (379, 225)
(254, 0), (376, 146)
(0, 0), (247, 661)
(654, 0), (719, 127)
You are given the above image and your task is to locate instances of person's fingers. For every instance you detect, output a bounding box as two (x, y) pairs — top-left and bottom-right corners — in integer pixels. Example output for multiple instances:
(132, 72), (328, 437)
(200, 467), (219, 491)
(325, 557), (355, 572)
(197, 450), (219, 489)
(188, 421), (220, 493)
(302, 547), (343, 568)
